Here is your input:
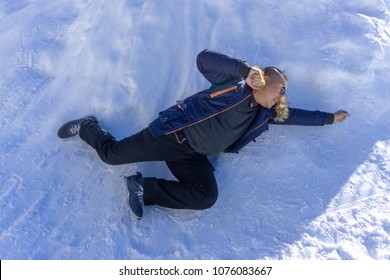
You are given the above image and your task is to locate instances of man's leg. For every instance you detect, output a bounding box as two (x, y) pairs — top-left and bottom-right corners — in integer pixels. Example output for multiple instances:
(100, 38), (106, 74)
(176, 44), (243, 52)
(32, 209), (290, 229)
(143, 154), (218, 210)
(79, 121), (192, 165)
(78, 121), (218, 211)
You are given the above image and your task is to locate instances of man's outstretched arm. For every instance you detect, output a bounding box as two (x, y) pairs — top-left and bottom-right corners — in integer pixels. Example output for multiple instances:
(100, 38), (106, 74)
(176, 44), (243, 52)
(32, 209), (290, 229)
(272, 108), (350, 126)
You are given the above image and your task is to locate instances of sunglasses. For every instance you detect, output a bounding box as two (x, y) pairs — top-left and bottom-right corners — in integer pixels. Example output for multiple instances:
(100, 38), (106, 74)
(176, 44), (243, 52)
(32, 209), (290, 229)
(279, 86), (286, 96)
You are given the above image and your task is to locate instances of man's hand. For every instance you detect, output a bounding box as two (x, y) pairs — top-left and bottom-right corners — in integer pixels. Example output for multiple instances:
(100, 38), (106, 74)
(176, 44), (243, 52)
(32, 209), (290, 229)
(333, 110), (350, 124)
(245, 68), (264, 90)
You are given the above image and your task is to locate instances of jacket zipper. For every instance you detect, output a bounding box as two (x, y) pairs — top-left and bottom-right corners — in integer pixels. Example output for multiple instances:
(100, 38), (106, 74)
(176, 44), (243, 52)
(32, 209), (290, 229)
(230, 116), (273, 149)
(165, 89), (250, 135)
(209, 85), (237, 98)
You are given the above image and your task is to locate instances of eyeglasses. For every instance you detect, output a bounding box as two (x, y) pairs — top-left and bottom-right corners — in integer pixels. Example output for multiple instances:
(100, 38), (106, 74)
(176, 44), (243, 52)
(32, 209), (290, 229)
(279, 86), (286, 96)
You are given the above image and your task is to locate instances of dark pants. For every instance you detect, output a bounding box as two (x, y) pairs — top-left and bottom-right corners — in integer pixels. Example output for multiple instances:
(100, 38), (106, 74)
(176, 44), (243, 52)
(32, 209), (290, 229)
(79, 122), (218, 210)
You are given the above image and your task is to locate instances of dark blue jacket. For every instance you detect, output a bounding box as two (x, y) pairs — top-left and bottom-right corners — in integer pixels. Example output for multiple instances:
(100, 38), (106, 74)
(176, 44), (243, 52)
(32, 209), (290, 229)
(149, 50), (334, 153)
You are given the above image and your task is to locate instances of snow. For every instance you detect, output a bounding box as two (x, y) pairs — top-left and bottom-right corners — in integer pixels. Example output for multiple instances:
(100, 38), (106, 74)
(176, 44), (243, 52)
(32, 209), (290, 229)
(0, 0), (389, 260)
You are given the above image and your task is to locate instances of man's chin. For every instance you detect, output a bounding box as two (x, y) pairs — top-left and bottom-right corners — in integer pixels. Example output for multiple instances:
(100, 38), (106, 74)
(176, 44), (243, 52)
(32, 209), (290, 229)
(266, 103), (274, 109)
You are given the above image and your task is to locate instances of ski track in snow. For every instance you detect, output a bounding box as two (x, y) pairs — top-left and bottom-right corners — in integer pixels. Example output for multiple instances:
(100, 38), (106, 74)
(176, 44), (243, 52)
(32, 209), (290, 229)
(0, 0), (389, 259)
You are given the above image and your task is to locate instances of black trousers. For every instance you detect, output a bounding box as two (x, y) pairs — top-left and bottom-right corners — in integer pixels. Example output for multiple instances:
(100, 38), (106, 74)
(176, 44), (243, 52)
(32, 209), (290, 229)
(79, 122), (218, 210)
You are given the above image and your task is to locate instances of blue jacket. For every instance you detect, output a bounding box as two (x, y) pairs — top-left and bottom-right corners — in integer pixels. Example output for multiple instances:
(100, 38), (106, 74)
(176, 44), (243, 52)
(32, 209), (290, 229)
(149, 50), (333, 153)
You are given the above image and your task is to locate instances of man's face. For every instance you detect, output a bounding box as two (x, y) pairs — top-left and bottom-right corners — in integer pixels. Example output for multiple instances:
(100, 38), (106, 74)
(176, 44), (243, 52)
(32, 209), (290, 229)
(262, 79), (287, 109)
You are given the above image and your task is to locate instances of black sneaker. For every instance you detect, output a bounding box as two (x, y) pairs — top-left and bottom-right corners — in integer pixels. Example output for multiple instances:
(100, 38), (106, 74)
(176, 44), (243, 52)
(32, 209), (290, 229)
(124, 172), (144, 220)
(57, 116), (97, 139)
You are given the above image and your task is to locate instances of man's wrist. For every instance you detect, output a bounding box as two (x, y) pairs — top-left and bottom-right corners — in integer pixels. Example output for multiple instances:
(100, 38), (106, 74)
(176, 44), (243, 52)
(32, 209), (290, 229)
(326, 113), (335, 124)
(239, 62), (252, 79)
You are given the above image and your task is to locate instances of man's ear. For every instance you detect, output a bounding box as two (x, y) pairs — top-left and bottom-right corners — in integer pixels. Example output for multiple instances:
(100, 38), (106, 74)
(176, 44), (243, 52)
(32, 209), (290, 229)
(264, 76), (271, 85)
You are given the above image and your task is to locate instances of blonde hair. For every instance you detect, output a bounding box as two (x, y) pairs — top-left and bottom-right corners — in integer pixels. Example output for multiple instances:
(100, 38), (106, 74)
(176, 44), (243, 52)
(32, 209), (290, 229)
(274, 95), (289, 122)
(254, 66), (289, 123)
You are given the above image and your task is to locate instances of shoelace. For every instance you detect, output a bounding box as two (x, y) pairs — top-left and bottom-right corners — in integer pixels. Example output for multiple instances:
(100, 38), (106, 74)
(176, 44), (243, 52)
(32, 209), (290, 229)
(69, 124), (81, 135)
(135, 188), (144, 204)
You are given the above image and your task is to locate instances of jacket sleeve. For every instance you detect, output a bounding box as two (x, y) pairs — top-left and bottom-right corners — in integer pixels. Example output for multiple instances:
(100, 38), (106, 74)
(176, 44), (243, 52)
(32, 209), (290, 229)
(271, 108), (334, 126)
(196, 49), (251, 86)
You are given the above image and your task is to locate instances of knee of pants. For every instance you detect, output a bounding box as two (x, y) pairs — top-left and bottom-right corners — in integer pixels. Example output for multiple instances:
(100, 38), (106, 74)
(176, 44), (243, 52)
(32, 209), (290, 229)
(99, 154), (118, 165)
(197, 186), (218, 210)
(97, 147), (122, 166)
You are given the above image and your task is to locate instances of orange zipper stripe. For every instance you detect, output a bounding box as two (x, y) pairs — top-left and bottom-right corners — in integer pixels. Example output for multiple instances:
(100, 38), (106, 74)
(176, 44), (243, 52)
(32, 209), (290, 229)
(165, 93), (251, 135)
(209, 85), (237, 98)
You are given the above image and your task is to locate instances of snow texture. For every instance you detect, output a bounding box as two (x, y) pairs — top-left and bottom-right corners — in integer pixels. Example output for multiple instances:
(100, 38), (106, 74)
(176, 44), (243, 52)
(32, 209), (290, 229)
(0, 0), (389, 259)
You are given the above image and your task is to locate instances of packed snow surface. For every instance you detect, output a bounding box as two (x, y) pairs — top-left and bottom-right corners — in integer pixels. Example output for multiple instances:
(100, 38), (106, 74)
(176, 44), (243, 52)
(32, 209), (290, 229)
(0, 0), (389, 259)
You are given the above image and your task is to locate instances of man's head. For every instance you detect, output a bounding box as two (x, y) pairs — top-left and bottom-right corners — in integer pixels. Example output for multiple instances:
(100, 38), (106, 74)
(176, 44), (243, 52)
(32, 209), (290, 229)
(263, 67), (288, 85)
(253, 66), (289, 122)
(258, 67), (288, 108)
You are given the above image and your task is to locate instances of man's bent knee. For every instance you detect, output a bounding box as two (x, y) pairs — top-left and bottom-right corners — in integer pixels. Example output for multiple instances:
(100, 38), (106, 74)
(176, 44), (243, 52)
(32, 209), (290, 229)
(97, 143), (124, 166)
(197, 188), (218, 210)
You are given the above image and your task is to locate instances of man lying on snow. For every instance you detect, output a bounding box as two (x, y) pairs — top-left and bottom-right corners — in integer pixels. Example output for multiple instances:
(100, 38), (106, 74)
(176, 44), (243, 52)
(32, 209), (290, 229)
(58, 49), (350, 220)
